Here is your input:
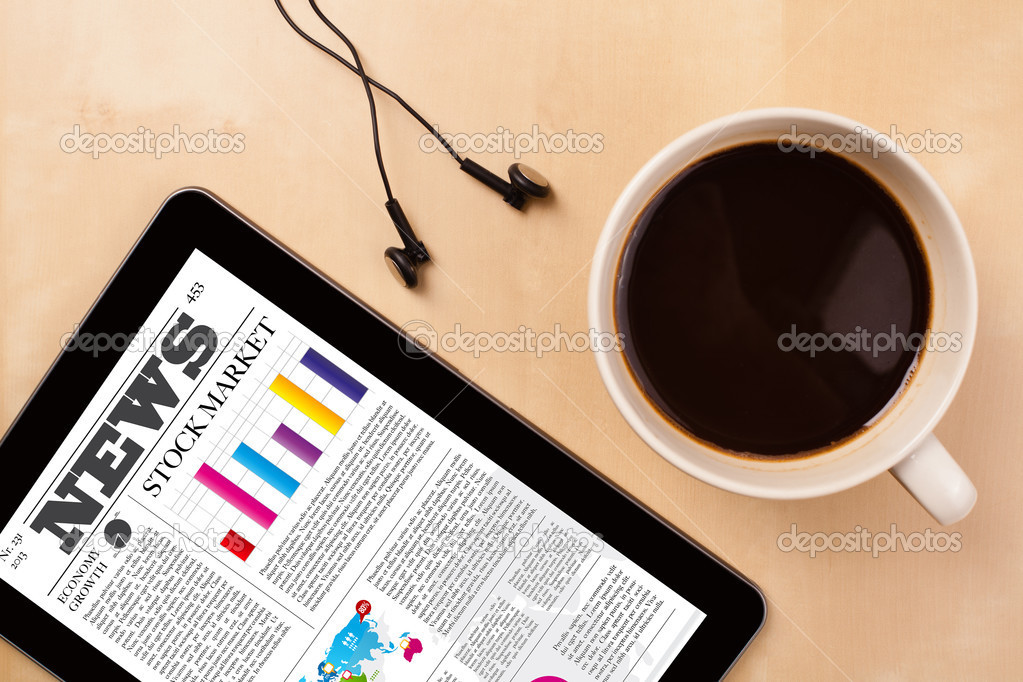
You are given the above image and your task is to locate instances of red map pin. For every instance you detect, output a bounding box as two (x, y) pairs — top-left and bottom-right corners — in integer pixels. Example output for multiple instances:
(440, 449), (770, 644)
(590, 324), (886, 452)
(356, 600), (372, 623)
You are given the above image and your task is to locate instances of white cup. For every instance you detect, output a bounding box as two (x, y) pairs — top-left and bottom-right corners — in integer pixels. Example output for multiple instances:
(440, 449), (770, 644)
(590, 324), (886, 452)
(588, 108), (977, 525)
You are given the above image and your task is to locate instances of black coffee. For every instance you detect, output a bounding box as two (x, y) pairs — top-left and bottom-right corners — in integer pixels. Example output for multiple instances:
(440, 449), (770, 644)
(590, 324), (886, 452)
(616, 142), (930, 457)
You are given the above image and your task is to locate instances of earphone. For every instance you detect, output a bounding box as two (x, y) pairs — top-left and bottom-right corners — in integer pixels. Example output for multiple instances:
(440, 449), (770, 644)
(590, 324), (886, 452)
(275, 0), (551, 288)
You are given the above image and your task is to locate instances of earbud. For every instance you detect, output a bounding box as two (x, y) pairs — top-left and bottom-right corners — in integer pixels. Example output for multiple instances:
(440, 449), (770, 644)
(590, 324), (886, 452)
(459, 158), (551, 210)
(383, 199), (430, 288)
(383, 246), (420, 288)
(384, 160), (549, 287)
(274, 0), (552, 288)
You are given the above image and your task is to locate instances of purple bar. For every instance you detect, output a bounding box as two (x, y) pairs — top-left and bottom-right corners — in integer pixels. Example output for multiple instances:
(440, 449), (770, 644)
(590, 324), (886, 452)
(300, 348), (368, 403)
(194, 464), (277, 530)
(272, 424), (323, 467)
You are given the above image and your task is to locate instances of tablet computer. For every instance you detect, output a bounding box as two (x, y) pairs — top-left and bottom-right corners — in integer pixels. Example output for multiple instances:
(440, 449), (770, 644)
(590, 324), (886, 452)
(0, 189), (764, 681)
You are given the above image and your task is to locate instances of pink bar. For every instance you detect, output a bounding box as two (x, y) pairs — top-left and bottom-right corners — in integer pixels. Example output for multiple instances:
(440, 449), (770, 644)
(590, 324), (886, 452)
(194, 463), (278, 530)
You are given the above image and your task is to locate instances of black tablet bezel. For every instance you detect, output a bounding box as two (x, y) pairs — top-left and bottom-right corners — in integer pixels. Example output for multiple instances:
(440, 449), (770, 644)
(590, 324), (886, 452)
(0, 188), (765, 681)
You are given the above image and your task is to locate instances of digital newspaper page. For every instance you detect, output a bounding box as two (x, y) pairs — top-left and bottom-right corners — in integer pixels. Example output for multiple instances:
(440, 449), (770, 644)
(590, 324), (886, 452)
(0, 250), (704, 681)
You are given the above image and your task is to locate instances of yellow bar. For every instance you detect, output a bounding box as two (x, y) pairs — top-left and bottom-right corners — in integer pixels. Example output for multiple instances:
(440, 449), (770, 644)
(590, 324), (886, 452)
(269, 375), (345, 434)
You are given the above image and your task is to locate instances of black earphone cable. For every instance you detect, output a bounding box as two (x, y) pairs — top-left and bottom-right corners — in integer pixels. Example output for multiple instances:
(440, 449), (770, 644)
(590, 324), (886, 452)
(306, 0), (392, 201)
(273, 0), (463, 166)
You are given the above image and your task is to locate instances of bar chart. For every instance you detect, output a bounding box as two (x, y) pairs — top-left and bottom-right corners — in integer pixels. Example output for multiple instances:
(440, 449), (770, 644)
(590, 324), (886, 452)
(170, 335), (369, 563)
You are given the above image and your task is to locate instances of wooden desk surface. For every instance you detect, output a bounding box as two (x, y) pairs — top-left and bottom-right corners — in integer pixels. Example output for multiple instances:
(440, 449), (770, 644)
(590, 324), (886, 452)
(2, 1), (1021, 679)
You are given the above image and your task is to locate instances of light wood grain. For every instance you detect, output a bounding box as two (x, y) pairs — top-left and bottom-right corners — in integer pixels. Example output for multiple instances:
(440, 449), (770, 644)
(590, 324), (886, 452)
(2, 1), (1021, 679)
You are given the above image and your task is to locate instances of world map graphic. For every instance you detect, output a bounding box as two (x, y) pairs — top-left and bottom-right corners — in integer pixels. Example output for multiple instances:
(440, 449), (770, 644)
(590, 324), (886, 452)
(299, 613), (423, 682)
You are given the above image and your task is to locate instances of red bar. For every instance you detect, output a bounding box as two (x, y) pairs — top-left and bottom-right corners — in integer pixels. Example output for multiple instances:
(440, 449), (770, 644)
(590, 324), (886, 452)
(221, 529), (256, 561)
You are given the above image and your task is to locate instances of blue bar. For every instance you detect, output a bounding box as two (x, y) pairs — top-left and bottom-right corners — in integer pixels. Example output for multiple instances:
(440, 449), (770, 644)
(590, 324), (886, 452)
(231, 443), (300, 497)
(300, 348), (368, 403)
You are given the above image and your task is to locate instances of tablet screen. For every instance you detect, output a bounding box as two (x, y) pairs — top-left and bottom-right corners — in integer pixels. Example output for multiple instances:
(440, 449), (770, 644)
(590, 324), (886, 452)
(0, 249), (705, 681)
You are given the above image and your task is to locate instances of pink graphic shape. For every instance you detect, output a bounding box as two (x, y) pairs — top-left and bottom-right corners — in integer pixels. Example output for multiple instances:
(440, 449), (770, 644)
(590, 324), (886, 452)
(403, 638), (424, 662)
(194, 464), (277, 529)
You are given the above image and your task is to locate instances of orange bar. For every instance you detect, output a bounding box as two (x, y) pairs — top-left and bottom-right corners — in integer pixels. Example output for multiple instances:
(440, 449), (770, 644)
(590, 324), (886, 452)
(269, 375), (345, 434)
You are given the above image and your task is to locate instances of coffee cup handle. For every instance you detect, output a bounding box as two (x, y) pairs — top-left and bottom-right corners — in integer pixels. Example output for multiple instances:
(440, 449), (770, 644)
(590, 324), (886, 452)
(889, 433), (976, 525)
